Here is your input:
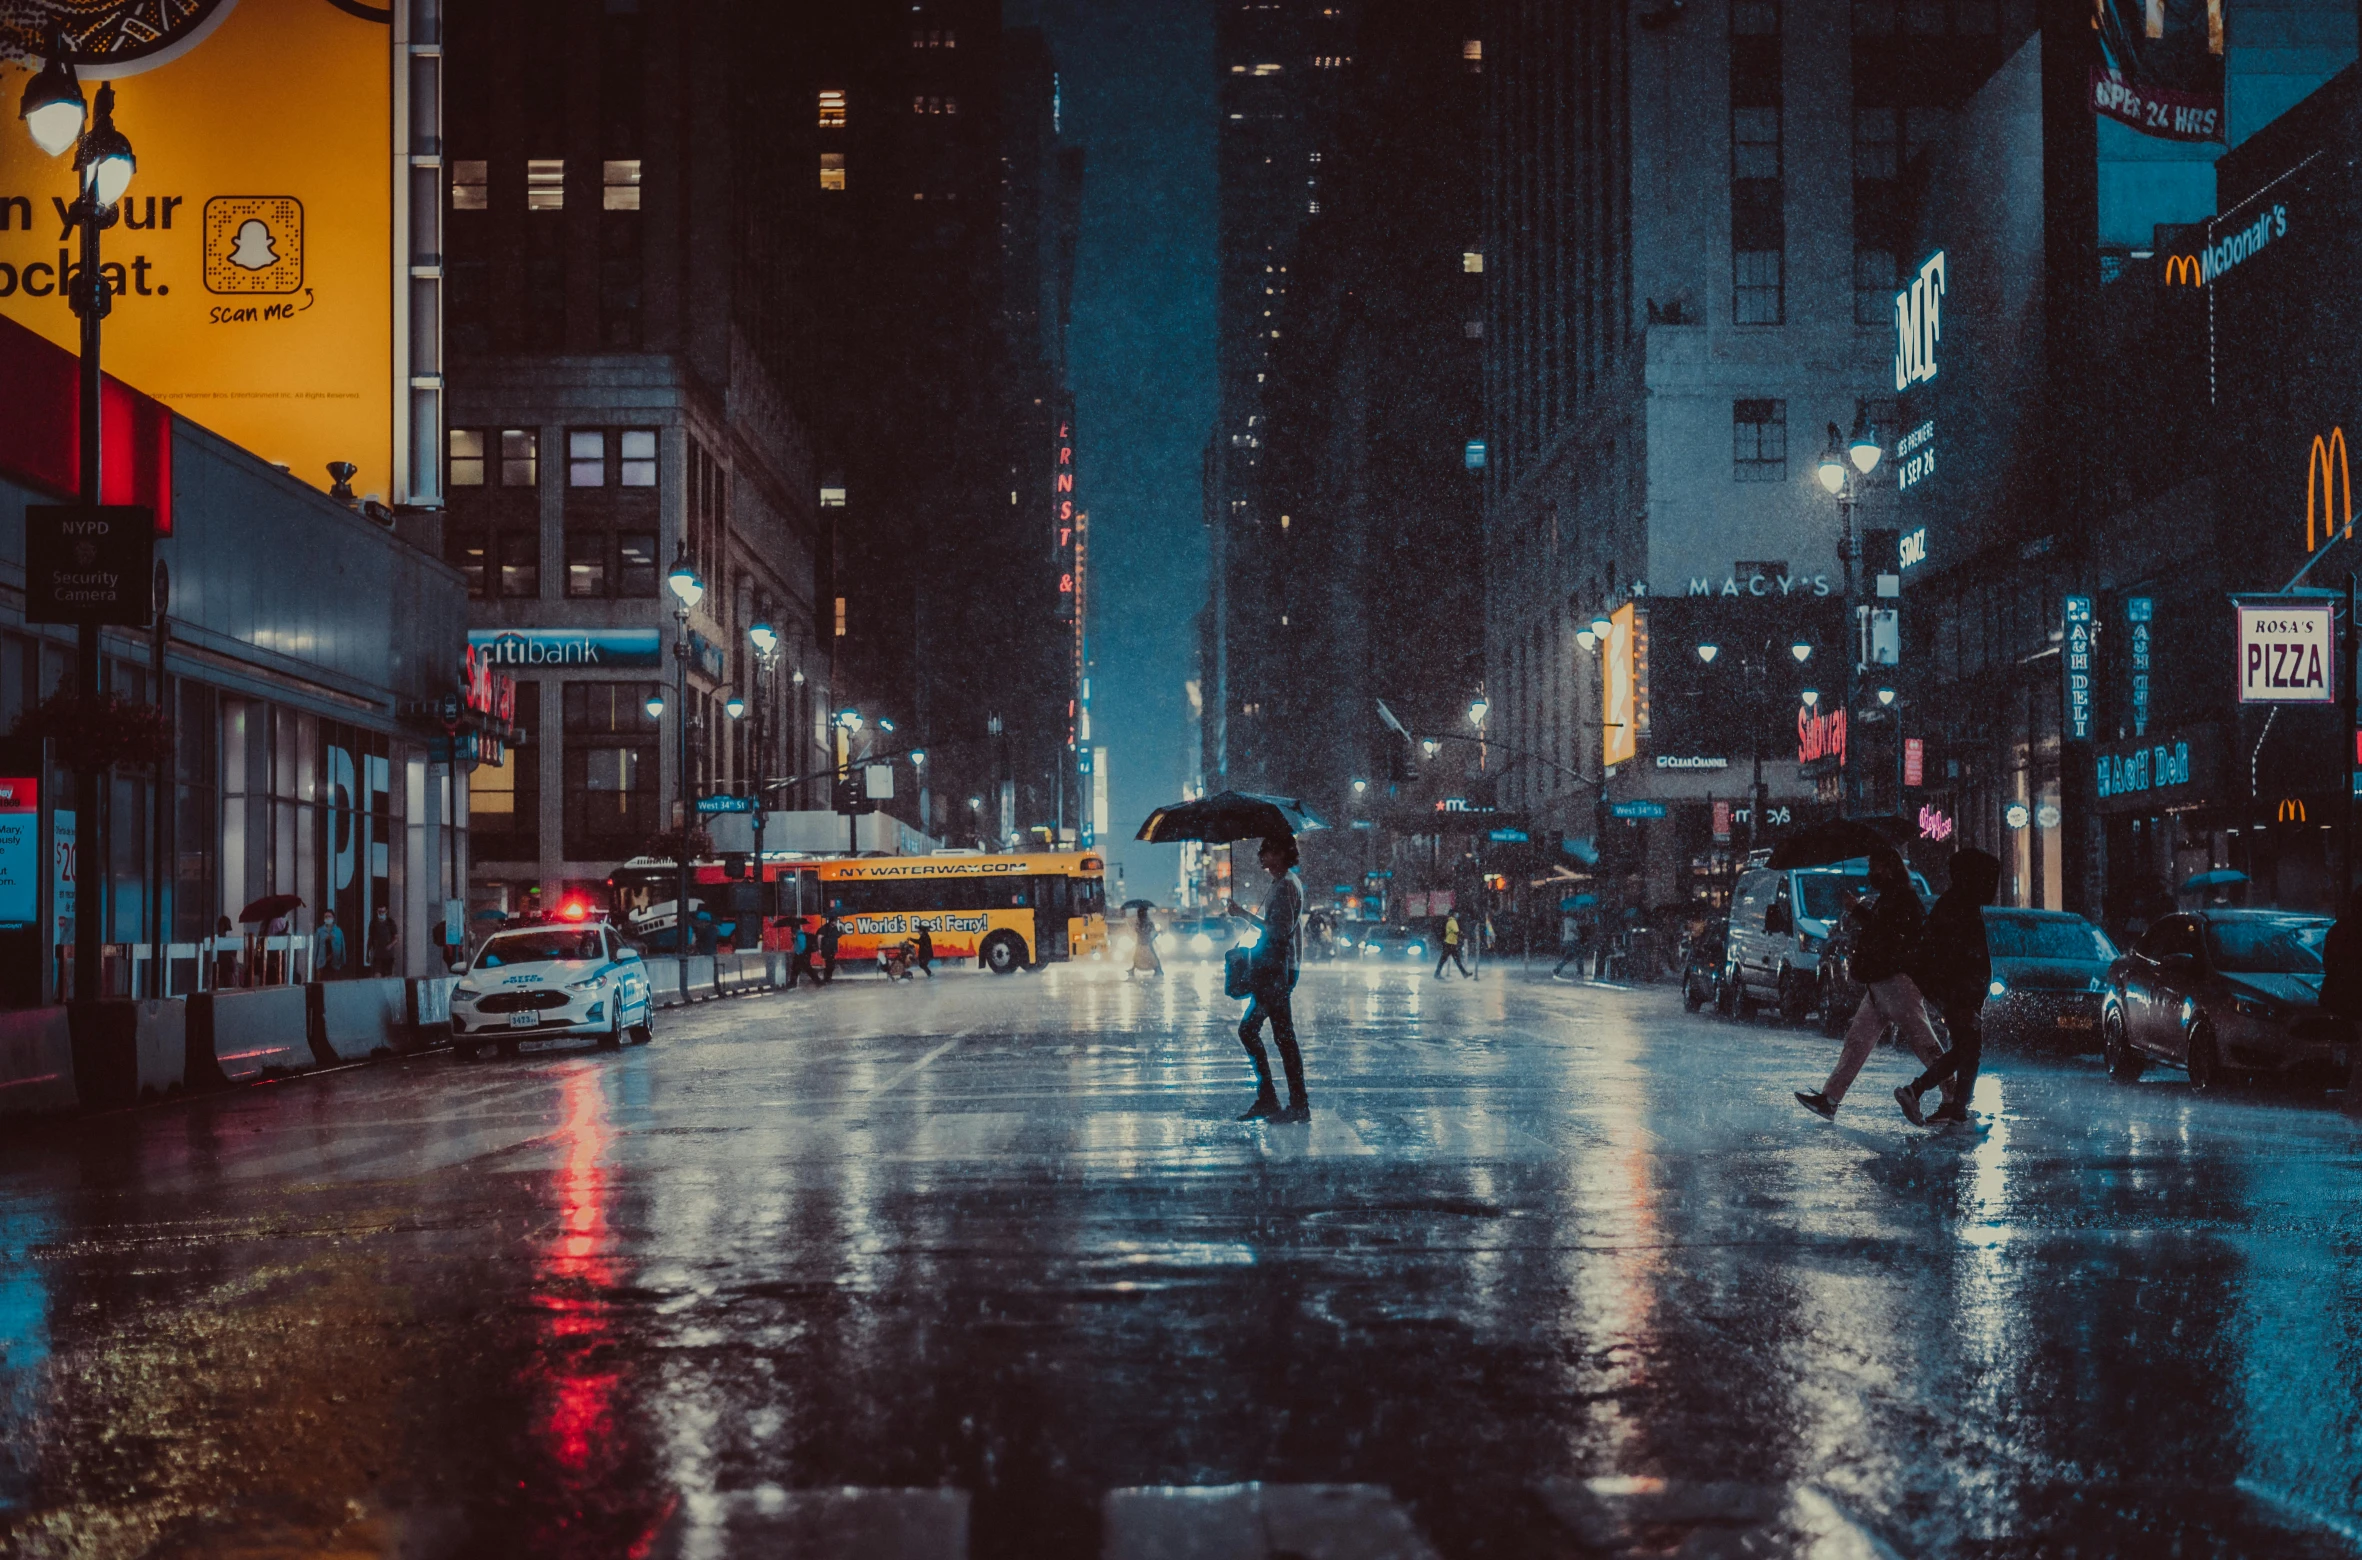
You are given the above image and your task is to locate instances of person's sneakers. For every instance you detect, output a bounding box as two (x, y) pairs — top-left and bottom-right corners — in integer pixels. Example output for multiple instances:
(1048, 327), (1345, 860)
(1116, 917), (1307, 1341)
(1894, 1084), (1927, 1127)
(1238, 1093), (1283, 1121)
(1794, 1089), (1838, 1120)
(1928, 1103), (1971, 1124)
(1274, 1102), (1312, 1124)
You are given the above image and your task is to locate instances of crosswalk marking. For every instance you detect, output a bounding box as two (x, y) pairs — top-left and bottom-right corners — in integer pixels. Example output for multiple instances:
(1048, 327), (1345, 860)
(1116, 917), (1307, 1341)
(645, 1486), (968, 1560)
(1103, 1483), (1439, 1560)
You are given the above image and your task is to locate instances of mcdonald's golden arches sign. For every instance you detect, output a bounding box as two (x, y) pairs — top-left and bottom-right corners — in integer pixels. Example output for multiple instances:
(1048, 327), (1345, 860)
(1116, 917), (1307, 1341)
(2308, 428), (2351, 553)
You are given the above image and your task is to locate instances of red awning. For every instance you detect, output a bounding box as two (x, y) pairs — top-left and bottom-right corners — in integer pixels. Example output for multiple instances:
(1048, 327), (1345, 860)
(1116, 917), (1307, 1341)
(0, 313), (173, 535)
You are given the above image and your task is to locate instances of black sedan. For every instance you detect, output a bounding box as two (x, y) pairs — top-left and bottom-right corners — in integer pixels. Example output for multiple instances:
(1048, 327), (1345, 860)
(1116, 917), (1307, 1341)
(1983, 909), (2116, 1050)
(2101, 909), (2349, 1089)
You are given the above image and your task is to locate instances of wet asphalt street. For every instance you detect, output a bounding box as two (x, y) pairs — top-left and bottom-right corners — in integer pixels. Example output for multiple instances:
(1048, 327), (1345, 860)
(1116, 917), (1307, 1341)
(3, 958), (2360, 1559)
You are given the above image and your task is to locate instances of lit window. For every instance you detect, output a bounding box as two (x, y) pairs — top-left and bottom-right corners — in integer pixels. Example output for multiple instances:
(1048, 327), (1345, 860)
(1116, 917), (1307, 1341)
(1308, 200), (1320, 213)
(450, 159), (488, 210)
(820, 152), (846, 191)
(569, 430), (606, 487)
(1464, 440), (1488, 470)
(1252, 62), (1282, 75)
(617, 533), (658, 597)
(620, 430), (658, 487)
(566, 533), (608, 598)
(1464, 319), (1483, 338)
(526, 158), (565, 210)
(448, 429), (486, 486)
(1462, 37), (1483, 62)
(602, 159), (641, 210)
(819, 485), (847, 507)
(818, 89), (847, 127)
(500, 429), (538, 488)
(1462, 251), (1484, 273)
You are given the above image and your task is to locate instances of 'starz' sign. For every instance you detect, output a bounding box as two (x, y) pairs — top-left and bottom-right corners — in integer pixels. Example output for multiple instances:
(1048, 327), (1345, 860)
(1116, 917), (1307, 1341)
(2236, 600), (2336, 704)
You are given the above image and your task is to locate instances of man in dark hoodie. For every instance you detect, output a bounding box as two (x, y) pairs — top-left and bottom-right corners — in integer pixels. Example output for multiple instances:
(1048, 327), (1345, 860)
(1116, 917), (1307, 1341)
(1895, 848), (2003, 1125)
(1797, 847), (1946, 1120)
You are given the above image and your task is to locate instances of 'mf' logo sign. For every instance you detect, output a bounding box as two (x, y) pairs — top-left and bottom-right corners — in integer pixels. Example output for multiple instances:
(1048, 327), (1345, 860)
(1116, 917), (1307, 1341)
(1893, 252), (1945, 392)
(2164, 254), (2203, 287)
(2307, 428), (2351, 552)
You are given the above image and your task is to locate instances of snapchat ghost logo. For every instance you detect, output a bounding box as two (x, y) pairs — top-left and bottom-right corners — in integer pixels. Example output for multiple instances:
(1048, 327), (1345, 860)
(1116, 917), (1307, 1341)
(228, 218), (278, 270)
(203, 197), (304, 294)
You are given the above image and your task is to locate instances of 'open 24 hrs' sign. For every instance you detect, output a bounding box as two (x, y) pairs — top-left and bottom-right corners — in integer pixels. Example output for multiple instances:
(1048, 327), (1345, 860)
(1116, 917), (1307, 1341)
(2236, 600), (2336, 703)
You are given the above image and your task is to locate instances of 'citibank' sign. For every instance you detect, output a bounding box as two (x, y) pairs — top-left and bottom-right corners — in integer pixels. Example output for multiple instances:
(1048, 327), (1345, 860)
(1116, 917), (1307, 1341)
(468, 628), (663, 668)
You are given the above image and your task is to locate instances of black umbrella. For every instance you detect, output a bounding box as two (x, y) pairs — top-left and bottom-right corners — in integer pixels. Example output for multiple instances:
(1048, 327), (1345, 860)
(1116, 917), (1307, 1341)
(1119, 898), (1161, 914)
(1763, 819), (1900, 872)
(1135, 790), (1325, 845)
(236, 893), (305, 925)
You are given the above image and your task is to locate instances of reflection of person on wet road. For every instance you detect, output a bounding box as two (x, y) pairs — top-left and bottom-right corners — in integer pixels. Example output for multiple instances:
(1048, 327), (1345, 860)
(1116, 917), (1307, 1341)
(1436, 911), (1472, 979)
(1796, 848), (1944, 1120)
(1227, 836), (1309, 1122)
(1898, 848), (2001, 1124)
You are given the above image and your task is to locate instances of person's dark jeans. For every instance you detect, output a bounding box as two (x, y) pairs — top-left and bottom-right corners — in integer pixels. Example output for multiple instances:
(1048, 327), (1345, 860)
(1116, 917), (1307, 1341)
(1552, 946), (1584, 976)
(1909, 996), (1984, 1111)
(1239, 987), (1306, 1107)
(1436, 945), (1471, 978)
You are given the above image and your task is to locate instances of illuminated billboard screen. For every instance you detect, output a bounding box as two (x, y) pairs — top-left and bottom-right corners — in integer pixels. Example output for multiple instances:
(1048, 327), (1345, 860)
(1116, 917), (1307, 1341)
(0, 0), (392, 501)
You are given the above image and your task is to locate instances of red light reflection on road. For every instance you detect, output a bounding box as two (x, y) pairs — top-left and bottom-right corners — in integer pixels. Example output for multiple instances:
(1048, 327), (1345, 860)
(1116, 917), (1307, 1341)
(536, 1066), (619, 1474)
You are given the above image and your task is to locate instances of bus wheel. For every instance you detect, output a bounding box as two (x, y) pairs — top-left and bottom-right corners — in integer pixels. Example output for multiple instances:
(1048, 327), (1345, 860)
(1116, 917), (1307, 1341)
(982, 932), (1028, 975)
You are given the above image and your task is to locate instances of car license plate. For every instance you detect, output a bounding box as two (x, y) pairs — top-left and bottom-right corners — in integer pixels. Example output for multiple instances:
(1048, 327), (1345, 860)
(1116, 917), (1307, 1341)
(508, 1011), (537, 1028)
(2056, 1014), (2095, 1031)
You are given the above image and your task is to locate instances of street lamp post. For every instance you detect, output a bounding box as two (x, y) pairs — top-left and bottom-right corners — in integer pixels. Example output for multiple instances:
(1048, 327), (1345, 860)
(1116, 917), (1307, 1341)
(1817, 420), (1884, 818)
(665, 548), (705, 989)
(748, 620), (779, 889)
(1697, 637), (1813, 860)
(22, 46), (135, 1003)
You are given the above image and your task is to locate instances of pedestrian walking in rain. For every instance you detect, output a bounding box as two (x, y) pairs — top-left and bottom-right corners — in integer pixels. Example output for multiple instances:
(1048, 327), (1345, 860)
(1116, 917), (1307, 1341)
(1227, 835), (1310, 1122)
(313, 910), (347, 980)
(1795, 846), (1945, 1119)
(1553, 917), (1590, 979)
(818, 914), (843, 982)
(2320, 889), (2362, 1107)
(1895, 848), (2002, 1125)
(913, 922), (935, 977)
(366, 905), (399, 977)
(1436, 910), (1473, 979)
(1128, 904), (1162, 979)
(784, 918), (809, 988)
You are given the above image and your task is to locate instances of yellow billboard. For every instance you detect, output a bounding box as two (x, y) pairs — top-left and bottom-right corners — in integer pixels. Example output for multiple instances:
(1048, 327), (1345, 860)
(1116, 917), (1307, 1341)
(1602, 601), (1640, 768)
(0, 0), (391, 501)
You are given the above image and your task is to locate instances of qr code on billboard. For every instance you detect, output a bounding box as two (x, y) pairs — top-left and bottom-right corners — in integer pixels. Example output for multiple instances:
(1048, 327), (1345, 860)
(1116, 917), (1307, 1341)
(203, 197), (304, 295)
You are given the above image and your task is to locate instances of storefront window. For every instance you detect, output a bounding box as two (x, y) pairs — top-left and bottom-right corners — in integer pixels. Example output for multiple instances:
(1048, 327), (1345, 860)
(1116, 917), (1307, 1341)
(469, 685), (539, 862)
(562, 682), (659, 860)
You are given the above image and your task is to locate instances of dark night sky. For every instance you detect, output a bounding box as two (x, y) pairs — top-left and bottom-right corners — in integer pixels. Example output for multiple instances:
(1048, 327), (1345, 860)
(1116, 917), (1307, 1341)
(1009, 0), (1214, 901)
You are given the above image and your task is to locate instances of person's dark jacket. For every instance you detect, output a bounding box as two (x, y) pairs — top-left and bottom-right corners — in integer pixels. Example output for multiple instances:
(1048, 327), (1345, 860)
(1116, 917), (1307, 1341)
(819, 919), (842, 956)
(915, 925), (933, 966)
(1911, 849), (2001, 1009)
(1849, 882), (1926, 986)
(2322, 898), (2362, 1019)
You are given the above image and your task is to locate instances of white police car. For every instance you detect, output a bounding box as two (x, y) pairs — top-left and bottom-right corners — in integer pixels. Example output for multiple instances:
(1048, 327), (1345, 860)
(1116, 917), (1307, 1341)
(449, 922), (654, 1057)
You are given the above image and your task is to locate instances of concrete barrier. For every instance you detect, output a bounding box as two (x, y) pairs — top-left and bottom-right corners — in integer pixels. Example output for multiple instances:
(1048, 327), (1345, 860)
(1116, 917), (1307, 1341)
(201, 987), (311, 1082)
(320, 979), (409, 1061)
(644, 957), (685, 1007)
(687, 955), (718, 998)
(0, 1006), (77, 1116)
(134, 999), (186, 1098)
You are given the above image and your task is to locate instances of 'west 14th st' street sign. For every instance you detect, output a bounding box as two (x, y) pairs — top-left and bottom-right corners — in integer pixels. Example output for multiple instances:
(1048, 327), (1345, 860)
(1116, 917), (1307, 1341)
(2236, 599), (2336, 703)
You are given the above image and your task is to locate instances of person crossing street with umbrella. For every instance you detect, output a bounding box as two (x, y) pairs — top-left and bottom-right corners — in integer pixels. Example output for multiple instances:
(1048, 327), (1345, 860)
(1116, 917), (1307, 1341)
(1227, 835), (1311, 1122)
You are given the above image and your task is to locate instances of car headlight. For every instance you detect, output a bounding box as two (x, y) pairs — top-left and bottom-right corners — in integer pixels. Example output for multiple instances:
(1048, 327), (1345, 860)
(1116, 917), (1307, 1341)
(1191, 933), (1214, 953)
(2232, 995), (2278, 1019)
(454, 985), (483, 1002)
(567, 973), (606, 990)
(1407, 942), (1426, 956)
(1988, 978), (2007, 997)
(1360, 944), (1378, 958)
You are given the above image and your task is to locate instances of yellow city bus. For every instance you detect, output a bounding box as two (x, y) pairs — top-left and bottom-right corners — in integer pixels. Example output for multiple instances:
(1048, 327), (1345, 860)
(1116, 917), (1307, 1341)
(607, 850), (1109, 974)
(807, 851), (1109, 973)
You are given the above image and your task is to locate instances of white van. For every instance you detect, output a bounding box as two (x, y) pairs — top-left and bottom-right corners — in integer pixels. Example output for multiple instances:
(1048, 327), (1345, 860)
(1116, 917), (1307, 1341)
(1723, 857), (1928, 1022)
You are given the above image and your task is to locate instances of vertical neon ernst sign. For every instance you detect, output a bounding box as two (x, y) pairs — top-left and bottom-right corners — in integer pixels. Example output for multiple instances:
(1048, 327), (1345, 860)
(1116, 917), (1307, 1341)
(1055, 417), (1078, 621)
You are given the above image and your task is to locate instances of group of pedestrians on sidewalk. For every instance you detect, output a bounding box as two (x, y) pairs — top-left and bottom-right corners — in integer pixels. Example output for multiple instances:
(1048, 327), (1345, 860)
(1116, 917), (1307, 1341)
(1795, 846), (2001, 1128)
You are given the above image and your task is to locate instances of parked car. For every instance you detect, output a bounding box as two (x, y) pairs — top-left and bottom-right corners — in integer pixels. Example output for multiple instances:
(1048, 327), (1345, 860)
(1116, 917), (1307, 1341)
(1728, 858), (1930, 1024)
(1681, 924), (1727, 1012)
(1983, 909), (2117, 1050)
(2101, 909), (2349, 1088)
(449, 923), (654, 1057)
